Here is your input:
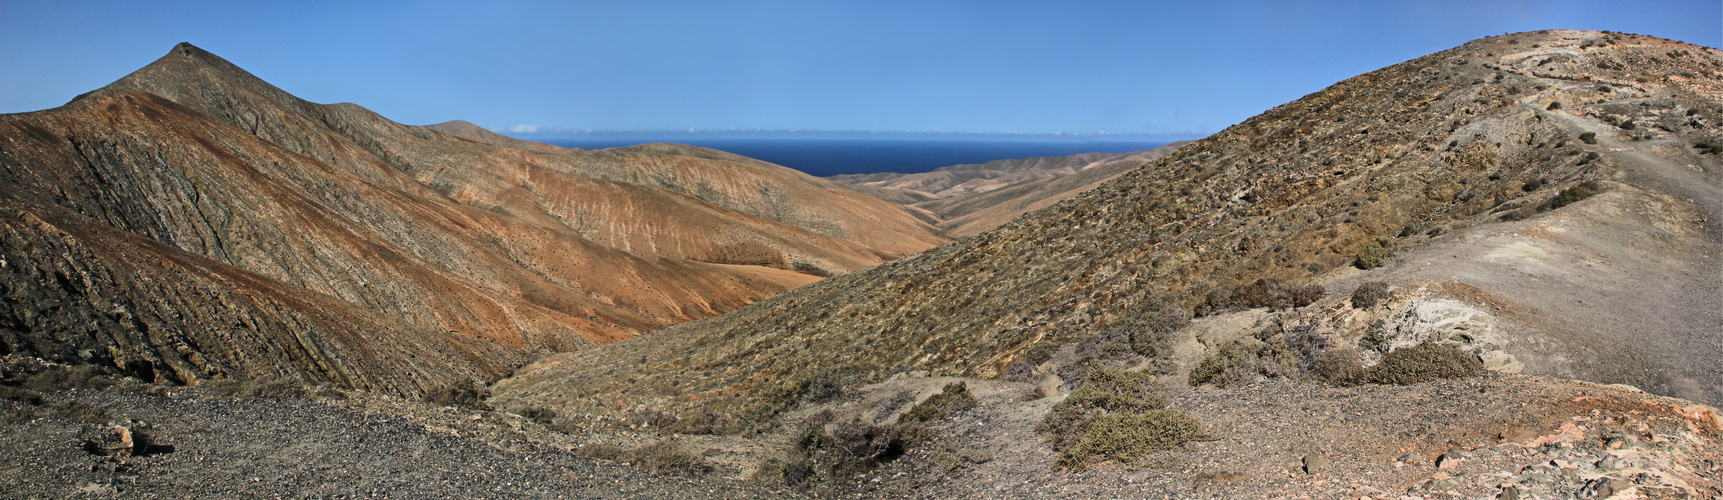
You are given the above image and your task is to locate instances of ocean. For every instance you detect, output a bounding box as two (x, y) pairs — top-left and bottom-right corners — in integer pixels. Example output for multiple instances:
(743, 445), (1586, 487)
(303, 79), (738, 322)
(541, 138), (1172, 177)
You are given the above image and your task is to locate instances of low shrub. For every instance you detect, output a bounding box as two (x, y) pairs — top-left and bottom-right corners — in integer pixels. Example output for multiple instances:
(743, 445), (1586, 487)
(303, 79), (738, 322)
(1232, 280), (1325, 310)
(1363, 342), (1482, 385)
(521, 406), (557, 426)
(1549, 185), (1594, 209)
(578, 439), (711, 476)
(1350, 282), (1392, 309)
(1187, 338), (1301, 388)
(898, 382), (975, 427)
(1058, 411), (1208, 467)
(1311, 348), (1368, 385)
(23, 365), (115, 393)
(0, 385), (45, 405)
(753, 410), (907, 488)
(1039, 362), (1205, 468)
(1353, 242), (1390, 270)
(427, 378), (491, 410)
(1579, 132), (1599, 144)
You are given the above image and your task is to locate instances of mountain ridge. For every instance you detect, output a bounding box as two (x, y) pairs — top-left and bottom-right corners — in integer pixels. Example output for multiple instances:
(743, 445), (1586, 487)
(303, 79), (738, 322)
(0, 43), (944, 395)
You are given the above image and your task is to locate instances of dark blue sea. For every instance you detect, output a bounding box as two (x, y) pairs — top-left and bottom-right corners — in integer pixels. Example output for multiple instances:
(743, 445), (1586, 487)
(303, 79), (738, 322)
(542, 138), (1171, 177)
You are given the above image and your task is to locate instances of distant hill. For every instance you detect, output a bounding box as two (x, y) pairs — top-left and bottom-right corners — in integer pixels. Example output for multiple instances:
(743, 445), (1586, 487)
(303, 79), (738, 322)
(0, 43), (943, 395)
(830, 142), (1188, 237)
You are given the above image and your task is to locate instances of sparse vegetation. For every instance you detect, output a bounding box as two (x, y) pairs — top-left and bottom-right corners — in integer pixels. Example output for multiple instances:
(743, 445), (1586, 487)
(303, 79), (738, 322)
(23, 365), (116, 393)
(1041, 362), (1206, 468)
(1580, 132), (1599, 144)
(898, 382), (976, 427)
(732, 368), (853, 434)
(427, 378), (491, 410)
(578, 439), (710, 476)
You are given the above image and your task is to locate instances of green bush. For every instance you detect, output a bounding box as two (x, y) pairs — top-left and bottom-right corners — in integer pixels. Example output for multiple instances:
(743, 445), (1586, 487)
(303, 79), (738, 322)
(1353, 242), (1390, 270)
(1579, 132), (1599, 144)
(1550, 185), (1594, 209)
(1364, 342), (1483, 385)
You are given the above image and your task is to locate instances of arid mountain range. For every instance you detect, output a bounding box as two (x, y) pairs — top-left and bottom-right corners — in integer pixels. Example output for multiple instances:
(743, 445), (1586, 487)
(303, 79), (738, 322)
(2, 30), (1721, 498)
(493, 31), (1723, 492)
(0, 43), (955, 395)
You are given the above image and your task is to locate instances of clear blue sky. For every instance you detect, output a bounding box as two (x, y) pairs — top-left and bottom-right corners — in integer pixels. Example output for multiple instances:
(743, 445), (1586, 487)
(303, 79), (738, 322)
(2, 1), (1717, 136)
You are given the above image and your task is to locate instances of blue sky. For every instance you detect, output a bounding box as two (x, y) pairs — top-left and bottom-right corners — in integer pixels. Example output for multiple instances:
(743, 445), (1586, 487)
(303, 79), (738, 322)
(2, 1), (1718, 136)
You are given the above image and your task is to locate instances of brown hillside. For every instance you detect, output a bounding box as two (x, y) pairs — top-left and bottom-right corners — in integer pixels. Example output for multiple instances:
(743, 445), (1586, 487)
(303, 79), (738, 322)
(496, 30), (1723, 423)
(0, 43), (942, 395)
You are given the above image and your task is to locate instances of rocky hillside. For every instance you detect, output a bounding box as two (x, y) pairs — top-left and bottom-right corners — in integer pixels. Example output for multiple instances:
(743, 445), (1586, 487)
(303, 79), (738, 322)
(0, 43), (943, 396)
(497, 29), (1723, 422)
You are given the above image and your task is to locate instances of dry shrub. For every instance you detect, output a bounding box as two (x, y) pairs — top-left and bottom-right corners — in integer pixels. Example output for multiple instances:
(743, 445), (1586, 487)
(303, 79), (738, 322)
(427, 378), (491, 410)
(1351, 282), (1392, 309)
(579, 439), (710, 476)
(1039, 362), (1206, 468)
(23, 365), (115, 393)
(1187, 338), (1301, 388)
(752, 410), (909, 488)
(898, 382), (976, 426)
(999, 360), (1038, 383)
(1312, 348), (1368, 385)
(1231, 279), (1325, 309)
(1364, 342), (1483, 385)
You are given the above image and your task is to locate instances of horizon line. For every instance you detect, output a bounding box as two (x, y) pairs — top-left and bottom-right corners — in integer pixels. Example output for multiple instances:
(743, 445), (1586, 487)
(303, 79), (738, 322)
(493, 125), (1212, 138)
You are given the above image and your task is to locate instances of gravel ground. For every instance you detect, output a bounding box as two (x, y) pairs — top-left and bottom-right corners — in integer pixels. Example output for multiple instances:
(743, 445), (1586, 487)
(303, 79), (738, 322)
(815, 374), (1722, 499)
(0, 384), (798, 499)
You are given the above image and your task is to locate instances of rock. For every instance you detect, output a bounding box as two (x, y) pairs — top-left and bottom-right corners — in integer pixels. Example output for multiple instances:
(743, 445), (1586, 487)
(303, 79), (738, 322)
(1595, 455), (1621, 471)
(1302, 455), (1331, 475)
(1497, 485), (1521, 500)
(1436, 448), (1469, 469)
